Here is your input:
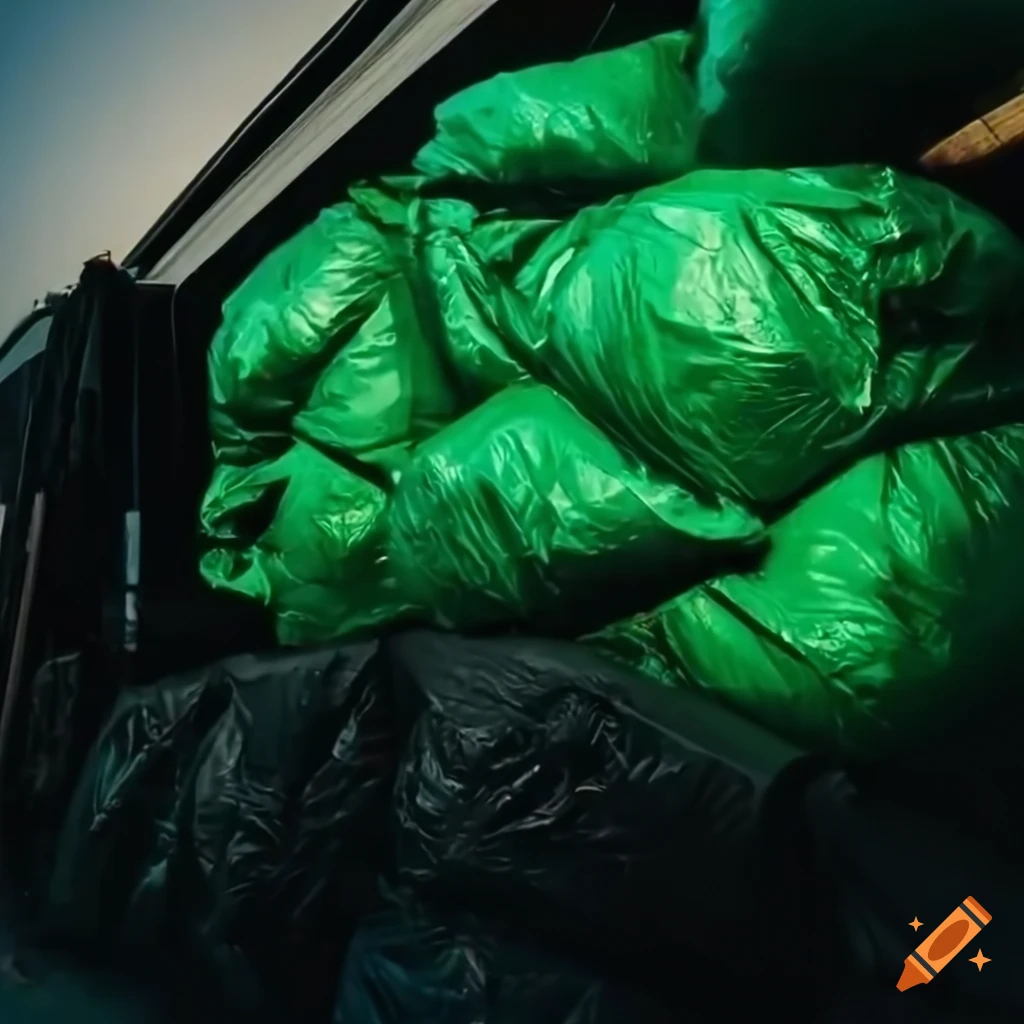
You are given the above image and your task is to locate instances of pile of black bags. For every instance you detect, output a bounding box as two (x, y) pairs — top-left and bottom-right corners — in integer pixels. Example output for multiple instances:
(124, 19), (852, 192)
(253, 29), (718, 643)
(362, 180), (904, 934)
(33, 631), (1024, 1023)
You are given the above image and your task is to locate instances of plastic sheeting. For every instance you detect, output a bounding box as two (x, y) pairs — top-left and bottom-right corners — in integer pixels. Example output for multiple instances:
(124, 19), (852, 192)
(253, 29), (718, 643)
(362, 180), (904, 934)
(47, 642), (396, 1023)
(414, 31), (699, 186)
(515, 166), (1024, 506)
(46, 631), (827, 1022)
(200, 31), (1024, 754)
(202, 160), (1024, 668)
(695, 0), (1024, 168)
(595, 425), (1024, 755)
(205, 183), (542, 474)
(45, 632), (1023, 1022)
(387, 630), (824, 1012)
(387, 385), (764, 632)
(200, 443), (406, 647)
(202, 181), (768, 643)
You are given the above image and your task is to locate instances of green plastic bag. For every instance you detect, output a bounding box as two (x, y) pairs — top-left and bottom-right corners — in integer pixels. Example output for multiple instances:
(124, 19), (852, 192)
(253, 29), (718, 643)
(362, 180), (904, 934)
(388, 384), (764, 633)
(516, 166), (1024, 508)
(202, 162), (1024, 647)
(290, 284), (448, 480)
(200, 442), (413, 646)
(208, 203), (397, 464)
(201, 53), (1024, 655)
(414, 32), (699, 187)
(695, 0), (1024, 167)
(201, 387), (764, 644)
(212, 186), (551, 479)
(593, 425), (1024, 755)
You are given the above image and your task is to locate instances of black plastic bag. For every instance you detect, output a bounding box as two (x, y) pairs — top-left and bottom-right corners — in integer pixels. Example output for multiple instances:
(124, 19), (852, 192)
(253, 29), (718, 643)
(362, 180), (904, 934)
(46, 641), (396, 1022)
(387, 631), (829, 1017)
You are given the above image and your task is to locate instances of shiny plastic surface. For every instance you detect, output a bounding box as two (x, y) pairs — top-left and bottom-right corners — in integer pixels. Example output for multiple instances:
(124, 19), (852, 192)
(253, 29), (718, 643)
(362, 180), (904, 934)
(596, 426), (1024, 754)
(415, 32), (698, 186)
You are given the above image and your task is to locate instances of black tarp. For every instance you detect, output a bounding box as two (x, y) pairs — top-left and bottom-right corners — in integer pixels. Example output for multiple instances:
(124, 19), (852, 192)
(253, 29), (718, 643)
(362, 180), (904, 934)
(28, 630), (1024, 1023)
(0, 257), (138, 901)
(45, 640), (396, 1024)
(388, 631), (828, 1017)
(38, 632), (825, 1019)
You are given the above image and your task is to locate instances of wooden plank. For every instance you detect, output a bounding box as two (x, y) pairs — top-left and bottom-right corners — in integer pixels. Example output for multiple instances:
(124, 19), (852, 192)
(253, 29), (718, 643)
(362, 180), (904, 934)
(921, 92), (1024, 168)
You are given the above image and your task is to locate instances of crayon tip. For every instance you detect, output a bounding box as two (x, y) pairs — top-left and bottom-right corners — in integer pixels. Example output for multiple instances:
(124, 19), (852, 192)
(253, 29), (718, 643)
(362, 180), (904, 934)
(897, 961), (928, 992)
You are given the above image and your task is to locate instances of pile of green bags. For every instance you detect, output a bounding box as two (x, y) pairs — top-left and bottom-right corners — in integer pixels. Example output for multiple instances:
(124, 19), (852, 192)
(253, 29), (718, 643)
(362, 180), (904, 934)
(594, 426), (1024, 754)
(202, 13), (1024, 755)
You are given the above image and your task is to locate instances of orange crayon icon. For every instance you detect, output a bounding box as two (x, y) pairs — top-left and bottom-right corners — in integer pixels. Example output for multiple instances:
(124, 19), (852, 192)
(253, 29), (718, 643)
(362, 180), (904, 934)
(897, 897), (991, 992)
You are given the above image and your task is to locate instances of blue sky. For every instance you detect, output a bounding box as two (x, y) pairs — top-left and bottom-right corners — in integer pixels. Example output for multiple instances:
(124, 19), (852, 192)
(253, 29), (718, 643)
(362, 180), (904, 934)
(0, 0), (344, 339)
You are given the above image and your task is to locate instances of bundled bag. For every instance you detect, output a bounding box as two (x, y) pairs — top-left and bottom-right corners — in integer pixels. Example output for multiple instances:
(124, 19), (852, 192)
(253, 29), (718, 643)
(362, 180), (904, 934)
(595, 425), (1024, 755)
(208, 203), (400, 464)
(415, 32), (699, 187)
(47, 642), (397, 1022)
(202, 190), (548, 643)
(387, 384), (763, 634)
(201, 39), (1024, 656)
(516, 166), (1024, 508)
(388, 630), (822, 1016)
(200, 443), (405, 646)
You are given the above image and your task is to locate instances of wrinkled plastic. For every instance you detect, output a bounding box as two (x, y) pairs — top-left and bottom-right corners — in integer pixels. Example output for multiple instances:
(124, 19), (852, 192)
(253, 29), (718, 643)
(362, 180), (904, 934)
(44, 631), (825, 1021)
(203, 160), (1024, 647)
(516, 166), (1024, 506)
(203, 387), (763, 643)
(595, 425), (1024, 755)
(47, 642), (397, 1022)
(695, 0), (1024, 168)
(388, 630), (822, 1014)
(414, 32), (698, 187)
(199, 442), (409, 647)
(208, 203), (398, 465)
(387, 385), (764, 632)
(208, 184), (552, 479)
(47, 632), (1020, 1022)
(201, 39), (1024, 762)
(335, 890), (686, 1024)
(202, 187), (544, 641)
